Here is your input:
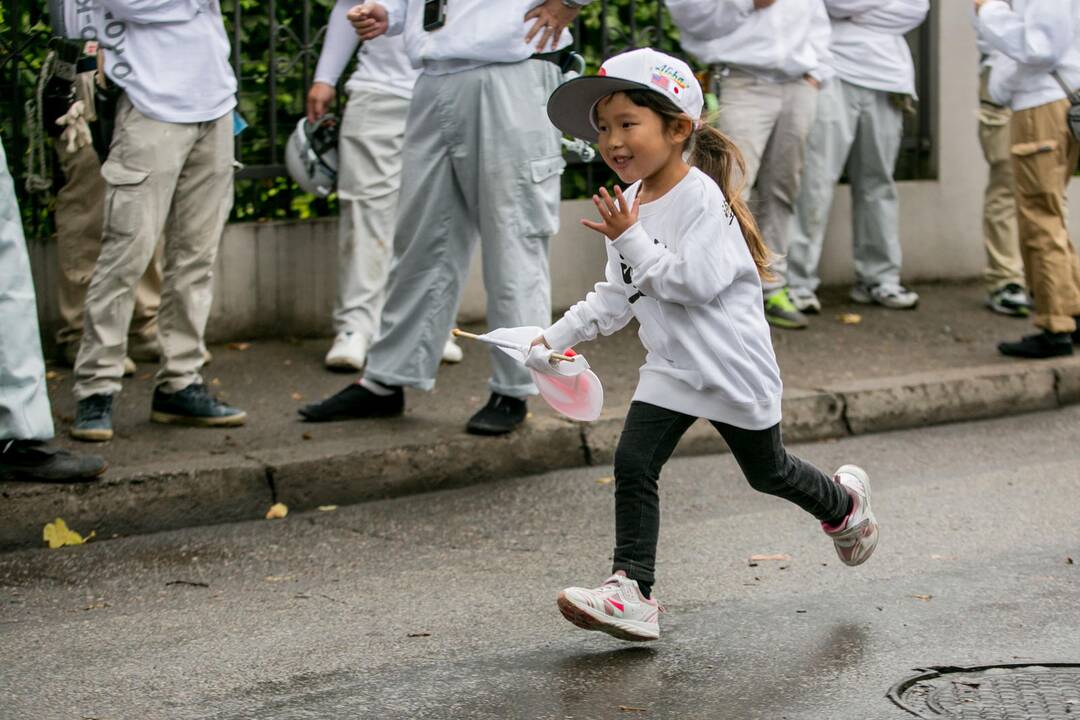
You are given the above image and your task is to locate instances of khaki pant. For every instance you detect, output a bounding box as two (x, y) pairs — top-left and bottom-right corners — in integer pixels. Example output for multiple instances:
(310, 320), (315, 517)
(978, 68), (1025, 294)
(53, 135), (163, 352)
(73, 95), (234, 400)
(713, 69), (819, 291)
(1010, 98), (1080, 334)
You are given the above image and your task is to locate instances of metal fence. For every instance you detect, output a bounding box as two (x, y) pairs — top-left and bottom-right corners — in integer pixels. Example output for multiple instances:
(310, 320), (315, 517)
(1, 0), (934, 233)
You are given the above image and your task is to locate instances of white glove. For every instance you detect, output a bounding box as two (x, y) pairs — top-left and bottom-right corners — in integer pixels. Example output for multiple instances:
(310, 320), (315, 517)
(525, 344), (590, 377)
(56, 100), (92, 154)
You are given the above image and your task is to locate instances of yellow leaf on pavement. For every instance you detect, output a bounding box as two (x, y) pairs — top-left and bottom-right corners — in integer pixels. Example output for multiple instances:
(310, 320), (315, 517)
(265, 503), (289, 520)
(317, 505), (338, 512)
(42, 518), (95, 548)
(227, 342), (251, 351)
(838, 313), (862, 325)
(595, 476), (613, 485)
(912, 594), (933, 601)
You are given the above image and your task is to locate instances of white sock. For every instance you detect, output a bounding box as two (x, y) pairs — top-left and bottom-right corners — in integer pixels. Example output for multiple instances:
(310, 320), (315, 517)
(359, 377), (395, 396)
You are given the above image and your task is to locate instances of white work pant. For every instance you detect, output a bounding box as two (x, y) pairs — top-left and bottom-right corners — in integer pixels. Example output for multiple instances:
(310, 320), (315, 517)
(713, 70), (819, 291)
(0, 138), (54, 440)
(332, 87), (410, 340)
(788, 79), (905, 292)
(364, 60), (563, 398)
(73, 96), (234, 400)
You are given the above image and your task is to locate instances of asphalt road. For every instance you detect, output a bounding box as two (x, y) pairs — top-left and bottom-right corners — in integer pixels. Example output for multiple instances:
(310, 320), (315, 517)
(2, 406), (1079, 720)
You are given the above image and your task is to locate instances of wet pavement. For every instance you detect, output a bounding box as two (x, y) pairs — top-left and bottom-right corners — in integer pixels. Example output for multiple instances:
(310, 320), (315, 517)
(2, 404), (1078, 719)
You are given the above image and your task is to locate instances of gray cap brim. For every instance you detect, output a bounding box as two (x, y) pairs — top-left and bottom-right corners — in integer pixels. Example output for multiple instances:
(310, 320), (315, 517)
(547, 76), (654, 143)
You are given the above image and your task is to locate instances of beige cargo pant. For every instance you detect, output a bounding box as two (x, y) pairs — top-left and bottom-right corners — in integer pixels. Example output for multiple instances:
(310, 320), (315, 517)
(713, 68), (819, 292)
(978, 68), (1025, 294)
(1010, 97), (1080, 334)
(53, 71), (163, 355)
(73, 95), (234, 400)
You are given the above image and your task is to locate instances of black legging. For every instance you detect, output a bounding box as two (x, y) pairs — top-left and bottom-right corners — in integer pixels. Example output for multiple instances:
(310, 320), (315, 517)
(611, 401), (851, 590)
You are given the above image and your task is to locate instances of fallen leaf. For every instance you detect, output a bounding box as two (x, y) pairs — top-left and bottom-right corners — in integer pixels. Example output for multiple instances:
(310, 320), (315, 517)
(83, 600), (110, 611)
(317, 505), (338, 512)
(265, 503), (289, 520)
(45, 370), (59, 380)
(227, 342), (251, 351)
(618, 706), (647, 713)
(407, 632), (431, 638)
(264, 575), (293, 583)
(210, 377), (222, 386)
(42, 518), (95, 548)
(595, 476), (613, 485)
(166, 580), (209, 588)
(838, 313), (862, 325)
(749, 554), (791, 563)
(283, 359), (292, 366)
(291, 392), (303, 401)
(912, 594), (933, 602)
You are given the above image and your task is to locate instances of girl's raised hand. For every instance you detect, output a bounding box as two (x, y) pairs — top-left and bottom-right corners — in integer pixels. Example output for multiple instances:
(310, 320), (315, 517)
(581, 186), (640, 240)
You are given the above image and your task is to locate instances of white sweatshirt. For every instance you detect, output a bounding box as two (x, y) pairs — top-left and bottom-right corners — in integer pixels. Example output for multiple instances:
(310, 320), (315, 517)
(62, 0), (236, 123)
(378, 0), (593, 76)
(543, 168), (783, 430)
(977, 0), (1080, 110)
(823, 0), (928, 97)
(314, 0), (419, 99)
(664, 0), (834, 83)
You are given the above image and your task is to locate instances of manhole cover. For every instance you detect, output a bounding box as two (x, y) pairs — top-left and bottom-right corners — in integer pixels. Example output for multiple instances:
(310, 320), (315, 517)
(889, 663), (1080, 719)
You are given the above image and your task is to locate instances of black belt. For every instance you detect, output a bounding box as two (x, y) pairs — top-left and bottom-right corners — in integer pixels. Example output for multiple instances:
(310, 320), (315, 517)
(531, 48), (583, 74)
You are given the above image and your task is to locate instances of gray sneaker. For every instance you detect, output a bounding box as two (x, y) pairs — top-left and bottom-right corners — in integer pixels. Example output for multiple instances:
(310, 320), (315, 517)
(788, 286), (822, 314)
(151, 383), (246, 427)
(71, 394), (115, 442)
(986, 283), (1032, 317)
(850, 283), (919, 310)
(764, 288), (809, 329)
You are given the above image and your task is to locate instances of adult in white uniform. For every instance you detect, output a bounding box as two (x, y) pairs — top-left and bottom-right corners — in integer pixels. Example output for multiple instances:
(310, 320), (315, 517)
(64, 0), (246, 441)
(665, 0), (833, 330)
(787, 0), (928, 315)
(308, 9), (463, 370)
(977, 0), (1080, 358)
(0, 138), (106, 482)
(300, 0), (588, 435)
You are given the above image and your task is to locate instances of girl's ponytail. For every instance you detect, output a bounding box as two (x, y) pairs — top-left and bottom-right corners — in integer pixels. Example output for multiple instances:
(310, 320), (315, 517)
(690, 123), (774, 281)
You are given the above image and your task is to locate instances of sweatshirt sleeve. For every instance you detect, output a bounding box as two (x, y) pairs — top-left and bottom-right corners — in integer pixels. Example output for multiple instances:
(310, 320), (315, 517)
(807, 0), (835, 84)
(314, 0), (360, 87)
(665, 0), (757, 41)
(977, 0), (1075, 70)
(379, 0), (409, 36)
(609, 208), (736, 307)
(542, 257), (634, 352)
(99, 0), (202, 23)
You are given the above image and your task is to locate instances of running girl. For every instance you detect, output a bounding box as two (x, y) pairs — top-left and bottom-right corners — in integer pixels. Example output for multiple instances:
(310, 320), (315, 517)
(535, 49), (879, 642)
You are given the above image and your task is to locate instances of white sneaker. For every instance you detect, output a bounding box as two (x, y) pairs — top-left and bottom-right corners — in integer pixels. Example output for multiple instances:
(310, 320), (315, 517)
(442, 337), (463, 364)
(325, 331), (367, 371)
(822, 464), (879, 567)
(850, 283), (919, 309)
(789, 286), (822, 314)
(557, 574), (661, 641)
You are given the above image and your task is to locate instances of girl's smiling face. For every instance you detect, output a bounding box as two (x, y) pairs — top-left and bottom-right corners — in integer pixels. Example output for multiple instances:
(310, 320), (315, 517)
(594, 91), (689, 185)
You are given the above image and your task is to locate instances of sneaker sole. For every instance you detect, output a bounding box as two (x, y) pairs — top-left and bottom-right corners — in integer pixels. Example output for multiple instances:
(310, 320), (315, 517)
(150, 411), (248, 427)
(324, 359), (365, 372)
(765, 316), (808, 330)
(833, 464), (879, 567)
(556, 591), (659, 641)
(69, 428), (114, 442)
(850, 293), (918, 310)
(985, 300), (1031, 318)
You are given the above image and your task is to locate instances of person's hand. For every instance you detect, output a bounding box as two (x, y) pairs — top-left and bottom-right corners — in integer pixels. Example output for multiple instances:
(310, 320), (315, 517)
(348, 3), (389, 41)
(56, 100), (92, 154)
(974, 0), (990, 13)
(581, 186), (640, 239)
(306, 82), (336, 123)
(530, 335), (551, 348)
(525, 0), (580, 53)
(753, 0), (777, 9)
(803, 73), (821, 90)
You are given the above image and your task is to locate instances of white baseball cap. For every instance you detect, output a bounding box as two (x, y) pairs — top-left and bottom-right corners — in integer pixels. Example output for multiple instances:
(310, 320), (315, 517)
(547, 48), (704, 143)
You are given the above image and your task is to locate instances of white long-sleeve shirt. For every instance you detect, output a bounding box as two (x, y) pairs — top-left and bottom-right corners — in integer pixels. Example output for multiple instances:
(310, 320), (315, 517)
(378, 0), (592, 76)
(543, 168), (783, 430)
(61, 0), (236, 123)
(977, 0), (1080, 110)
(313, 0), (419, 98)
(824, 0), (928, 97)
(664, 0), (834, 83)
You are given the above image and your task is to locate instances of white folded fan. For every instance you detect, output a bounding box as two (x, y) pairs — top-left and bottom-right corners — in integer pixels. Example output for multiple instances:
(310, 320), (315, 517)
(452, 327), (604, 422)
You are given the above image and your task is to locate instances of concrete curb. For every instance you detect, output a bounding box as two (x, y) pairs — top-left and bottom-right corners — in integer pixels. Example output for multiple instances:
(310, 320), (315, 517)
(3, 357), (1079, 551)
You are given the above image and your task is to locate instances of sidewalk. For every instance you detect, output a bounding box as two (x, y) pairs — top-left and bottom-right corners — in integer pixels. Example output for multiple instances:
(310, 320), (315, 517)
(3, 281), (1079, 550)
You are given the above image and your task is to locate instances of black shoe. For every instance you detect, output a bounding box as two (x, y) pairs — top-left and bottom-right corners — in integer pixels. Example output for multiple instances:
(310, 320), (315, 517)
(151, 383), (247, 427)
(299, 382), (404, 422)
(1073, 317), (1080, 344)
(466, 393), (528, 436)
(997, 331), (1073, 359)
(71, 394), (115, 442)
(0, 440), (106, 482)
